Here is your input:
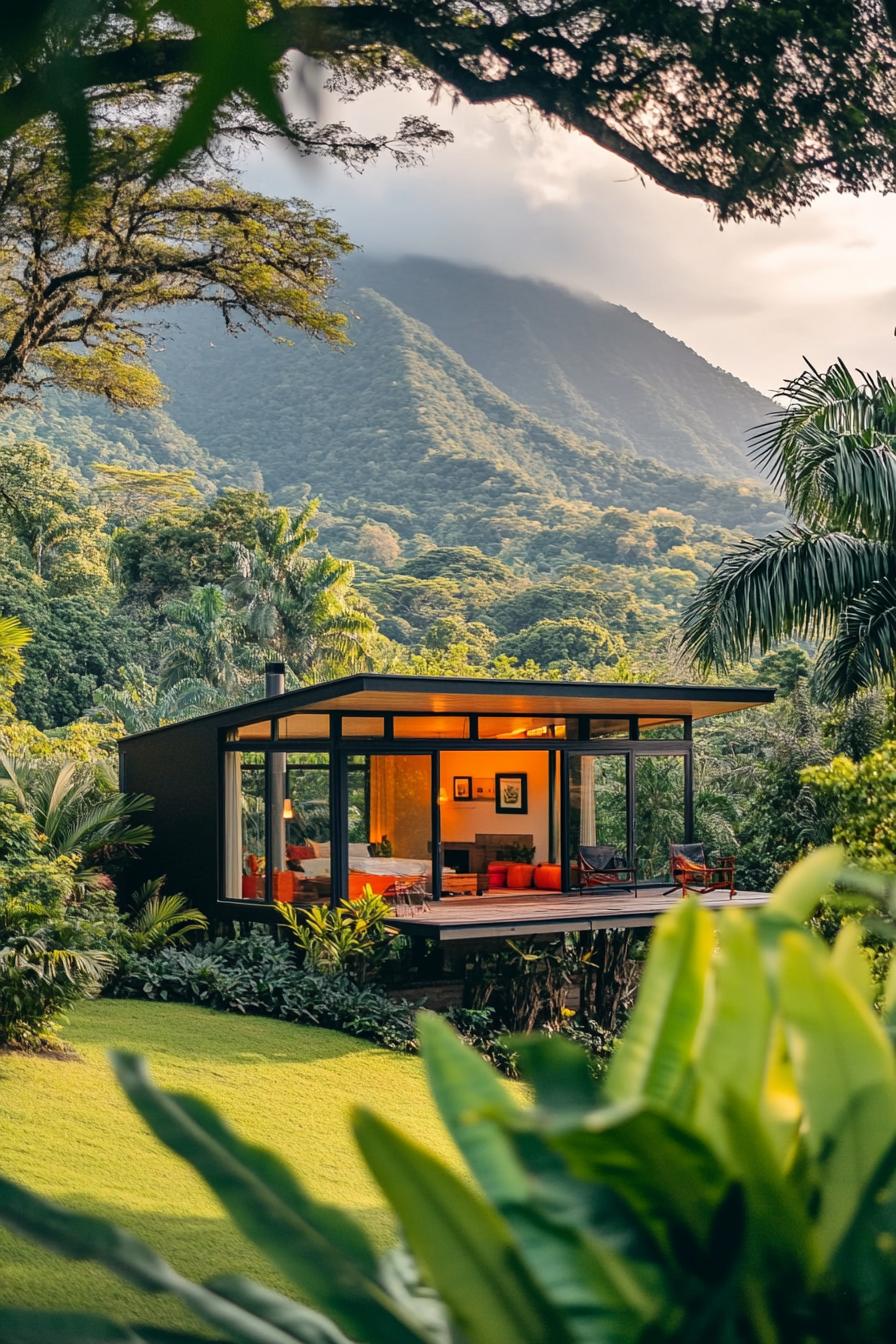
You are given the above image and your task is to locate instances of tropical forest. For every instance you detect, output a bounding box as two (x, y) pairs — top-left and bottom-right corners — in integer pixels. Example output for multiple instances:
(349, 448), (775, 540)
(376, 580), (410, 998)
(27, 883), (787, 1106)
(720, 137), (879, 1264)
(1, 5), (896, 1344)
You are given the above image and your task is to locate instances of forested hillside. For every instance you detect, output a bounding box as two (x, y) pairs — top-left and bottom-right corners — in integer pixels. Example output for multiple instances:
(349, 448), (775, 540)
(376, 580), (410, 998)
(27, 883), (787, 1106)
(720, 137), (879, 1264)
(5, 258), (786, 579)
(0, 253), (788, 711)
(344, 256), (777, 478)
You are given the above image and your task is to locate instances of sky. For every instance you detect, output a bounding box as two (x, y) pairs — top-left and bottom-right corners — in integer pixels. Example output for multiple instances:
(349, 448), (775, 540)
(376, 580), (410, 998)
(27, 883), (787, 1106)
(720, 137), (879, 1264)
(247, 82), (896, 396)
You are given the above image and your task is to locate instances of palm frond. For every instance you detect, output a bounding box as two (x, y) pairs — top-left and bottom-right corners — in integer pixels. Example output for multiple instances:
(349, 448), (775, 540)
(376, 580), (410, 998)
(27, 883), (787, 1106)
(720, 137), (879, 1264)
(680, 527), (894, 669)
(52, 793), (154, 859)
(751, 360), (896, 537)
(813, 577), (896, 701)
(0, 614), (32, 653)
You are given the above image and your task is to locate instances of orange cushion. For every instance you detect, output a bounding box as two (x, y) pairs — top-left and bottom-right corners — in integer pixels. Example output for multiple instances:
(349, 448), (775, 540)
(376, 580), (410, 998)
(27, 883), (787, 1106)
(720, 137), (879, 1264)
(534, 863), (562, 891)
(287, 844), (315, 862)
(675, 855), (705, 873)
(505, 863), (535, 889)
(487, 862), (510, 889)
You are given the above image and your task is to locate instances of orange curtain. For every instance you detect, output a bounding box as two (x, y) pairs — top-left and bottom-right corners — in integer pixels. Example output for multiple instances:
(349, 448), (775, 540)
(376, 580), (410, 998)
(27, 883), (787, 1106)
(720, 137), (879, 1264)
(369, 755), (393, 846)
(367, 755), (431, 858)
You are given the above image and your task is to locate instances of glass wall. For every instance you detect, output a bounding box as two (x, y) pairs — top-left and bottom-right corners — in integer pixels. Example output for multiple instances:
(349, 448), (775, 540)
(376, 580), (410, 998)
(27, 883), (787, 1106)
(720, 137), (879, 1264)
(348, 754), (434, 898)
(224, 748), (333, 903)
(223, 751), (266, 901)
(566, 749), (689, 887)
(394, 716), (469, 739)
(568, 754), (629, 881)
(478, 716), (571, 739)
(635, 754), (686, 880)
(638, 718), (686, 740)
(275, 753), (332, 904)
(589, 719), (631, 739)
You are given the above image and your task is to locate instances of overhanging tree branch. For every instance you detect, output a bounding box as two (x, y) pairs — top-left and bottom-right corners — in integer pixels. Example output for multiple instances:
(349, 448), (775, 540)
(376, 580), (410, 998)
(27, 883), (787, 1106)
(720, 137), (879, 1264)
(1, 2), (895, 221)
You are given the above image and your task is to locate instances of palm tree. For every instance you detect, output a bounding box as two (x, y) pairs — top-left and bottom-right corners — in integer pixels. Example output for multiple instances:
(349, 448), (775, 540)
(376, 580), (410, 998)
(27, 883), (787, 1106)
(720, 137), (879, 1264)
(0, 753), (153, 892)
(227, 499), (377, 681)
(91, 665), (225, 733)
(159, 585), (249, 693)
(681, 360), (896, 700)
(124, 878), (208, 951)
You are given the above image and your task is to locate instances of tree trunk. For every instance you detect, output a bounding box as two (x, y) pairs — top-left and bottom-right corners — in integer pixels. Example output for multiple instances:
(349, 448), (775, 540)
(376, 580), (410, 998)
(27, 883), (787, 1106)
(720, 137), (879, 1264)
(580, 929), (639, 1034)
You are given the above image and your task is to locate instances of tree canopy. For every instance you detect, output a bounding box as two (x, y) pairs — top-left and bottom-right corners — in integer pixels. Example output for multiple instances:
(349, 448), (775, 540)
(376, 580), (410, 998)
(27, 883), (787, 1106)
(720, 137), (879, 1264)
(0, 120), (352, 406)
(3, 3), (896, 221)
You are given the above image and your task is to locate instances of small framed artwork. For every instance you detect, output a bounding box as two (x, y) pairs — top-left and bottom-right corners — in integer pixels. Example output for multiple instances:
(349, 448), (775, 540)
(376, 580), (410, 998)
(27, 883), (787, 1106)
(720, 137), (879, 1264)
(495, 772), (528, 814)
(453, 775), (473, 801)
(472, 776), (495, 801)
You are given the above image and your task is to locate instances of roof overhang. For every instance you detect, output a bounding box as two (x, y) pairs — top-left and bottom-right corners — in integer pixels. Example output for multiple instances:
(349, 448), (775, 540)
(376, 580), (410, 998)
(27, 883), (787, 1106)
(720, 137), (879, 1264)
(119, 674), (775, 743)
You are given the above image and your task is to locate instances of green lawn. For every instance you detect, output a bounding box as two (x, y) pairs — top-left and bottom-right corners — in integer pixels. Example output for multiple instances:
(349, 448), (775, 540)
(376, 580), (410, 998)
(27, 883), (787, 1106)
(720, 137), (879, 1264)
(0, 999), (460, 1330)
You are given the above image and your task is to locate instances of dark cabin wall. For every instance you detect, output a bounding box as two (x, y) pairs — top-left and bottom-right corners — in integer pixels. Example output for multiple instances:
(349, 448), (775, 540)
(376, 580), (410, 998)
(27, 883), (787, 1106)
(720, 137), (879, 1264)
(119, 720), (220, 919)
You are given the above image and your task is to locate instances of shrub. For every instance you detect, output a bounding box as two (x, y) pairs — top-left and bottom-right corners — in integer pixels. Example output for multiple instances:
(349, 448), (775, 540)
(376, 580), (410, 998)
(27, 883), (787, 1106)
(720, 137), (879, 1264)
(118, 877), (208, 953)
(112, 931), (420, 1053)
(276, 889), (393, 978)
(3, 848), (896, 1341)
(802, 739), (896, 872)
(0, 803), (112, 1045)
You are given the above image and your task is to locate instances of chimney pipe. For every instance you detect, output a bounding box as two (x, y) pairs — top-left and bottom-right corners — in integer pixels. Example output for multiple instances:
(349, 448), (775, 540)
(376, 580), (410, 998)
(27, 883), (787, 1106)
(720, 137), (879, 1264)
(265, 661), (286, 699)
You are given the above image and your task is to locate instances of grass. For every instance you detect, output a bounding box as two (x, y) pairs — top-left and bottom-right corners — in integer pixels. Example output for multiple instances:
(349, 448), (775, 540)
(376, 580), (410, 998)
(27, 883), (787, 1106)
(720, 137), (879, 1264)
(0, 998), (460, 1331)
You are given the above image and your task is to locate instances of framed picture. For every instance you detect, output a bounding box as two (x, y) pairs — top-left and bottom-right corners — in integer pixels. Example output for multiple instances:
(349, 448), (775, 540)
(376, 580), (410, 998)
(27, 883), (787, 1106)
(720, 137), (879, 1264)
(453, 775), (473, 801)
(472, 776), (495, 801)
(495, 772), (528, 814)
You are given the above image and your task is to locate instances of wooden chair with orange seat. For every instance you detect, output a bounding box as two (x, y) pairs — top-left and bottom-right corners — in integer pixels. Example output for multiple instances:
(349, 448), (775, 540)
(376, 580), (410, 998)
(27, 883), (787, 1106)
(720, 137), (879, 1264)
(578, 845), (637, 891)
(666, 843), (736, 898)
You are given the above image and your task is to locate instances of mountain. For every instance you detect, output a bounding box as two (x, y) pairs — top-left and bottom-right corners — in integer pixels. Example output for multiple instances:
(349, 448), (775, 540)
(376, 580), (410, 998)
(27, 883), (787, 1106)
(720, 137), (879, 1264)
(4, 255), (785, 558)
(343, 256), (776, 479)
(139, 288), (779, 536)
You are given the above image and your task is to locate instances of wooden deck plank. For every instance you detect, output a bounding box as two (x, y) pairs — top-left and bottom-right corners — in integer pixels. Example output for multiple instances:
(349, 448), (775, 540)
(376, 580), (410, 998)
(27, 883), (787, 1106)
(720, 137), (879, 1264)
(387, 887), (770, 940)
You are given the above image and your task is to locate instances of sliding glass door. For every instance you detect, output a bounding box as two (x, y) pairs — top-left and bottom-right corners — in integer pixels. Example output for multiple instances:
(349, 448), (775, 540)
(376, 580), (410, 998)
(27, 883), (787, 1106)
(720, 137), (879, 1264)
(567, 752), (630, 884)
(347, 753), (435, 898)
(634, 753), (686, 881)
(566, 748), (689, 888)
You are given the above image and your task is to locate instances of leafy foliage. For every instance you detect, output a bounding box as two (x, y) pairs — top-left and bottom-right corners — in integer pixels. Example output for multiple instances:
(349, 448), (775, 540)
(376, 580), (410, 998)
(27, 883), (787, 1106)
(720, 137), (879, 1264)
(91, 665), (225, 735)
(0, 801), (111, 1046)
(0, 121), (352, 406)
(121, 878), (209, 954)
(111, 929), (420, 1054)
(4, 849), (896, 1340)
(226, 498), (378, 680)
(3, 3), (896, 222)
(802, 740), (896, 872)
(683, 361), (896, 700)
(0, 612), (30, 721)
(0, 750), (153, 894)
(277, 890), (393, 978)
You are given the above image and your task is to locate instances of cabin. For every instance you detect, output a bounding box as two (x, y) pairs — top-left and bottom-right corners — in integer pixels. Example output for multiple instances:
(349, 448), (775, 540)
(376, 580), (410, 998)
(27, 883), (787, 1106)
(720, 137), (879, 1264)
(118, 666), (775, 939)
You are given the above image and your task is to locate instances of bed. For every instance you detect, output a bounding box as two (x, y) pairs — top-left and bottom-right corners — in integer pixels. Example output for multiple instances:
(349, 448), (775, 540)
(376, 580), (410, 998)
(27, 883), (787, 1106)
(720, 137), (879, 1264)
(297, 855), (449, 901)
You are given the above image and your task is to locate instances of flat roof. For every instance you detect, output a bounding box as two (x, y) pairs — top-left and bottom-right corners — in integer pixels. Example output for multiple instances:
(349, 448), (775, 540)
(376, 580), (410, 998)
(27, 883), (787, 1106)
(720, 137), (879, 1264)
(119, 673), (775, 744)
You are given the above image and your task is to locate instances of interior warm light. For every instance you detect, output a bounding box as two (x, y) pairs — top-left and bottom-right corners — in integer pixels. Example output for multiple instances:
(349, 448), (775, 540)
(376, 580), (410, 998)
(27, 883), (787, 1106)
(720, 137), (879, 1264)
(437, 788), (448, 805)
(282, 798), (294, 820)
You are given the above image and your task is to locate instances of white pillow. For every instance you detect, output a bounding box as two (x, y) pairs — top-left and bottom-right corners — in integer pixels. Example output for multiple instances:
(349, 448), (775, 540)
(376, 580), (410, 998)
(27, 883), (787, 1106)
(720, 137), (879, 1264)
(348, 842), (371, 858)
(310, 840), (331, 857)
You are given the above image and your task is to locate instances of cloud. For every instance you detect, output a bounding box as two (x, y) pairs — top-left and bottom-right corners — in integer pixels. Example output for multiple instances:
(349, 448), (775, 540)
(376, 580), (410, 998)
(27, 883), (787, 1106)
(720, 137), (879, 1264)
(245, 84), (896, 393)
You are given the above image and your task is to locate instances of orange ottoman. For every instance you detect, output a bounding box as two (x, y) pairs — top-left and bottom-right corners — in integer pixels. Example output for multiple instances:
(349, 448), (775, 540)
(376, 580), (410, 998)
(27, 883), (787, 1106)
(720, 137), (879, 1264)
(505, 863), (535, 889)
(534, 863), (562, 891)
(487, 862), (510, 889)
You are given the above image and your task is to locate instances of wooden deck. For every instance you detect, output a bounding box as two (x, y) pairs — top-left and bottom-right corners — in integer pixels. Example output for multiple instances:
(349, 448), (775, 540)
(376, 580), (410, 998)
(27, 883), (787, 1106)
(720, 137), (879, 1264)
(387, 887), (770, 940)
